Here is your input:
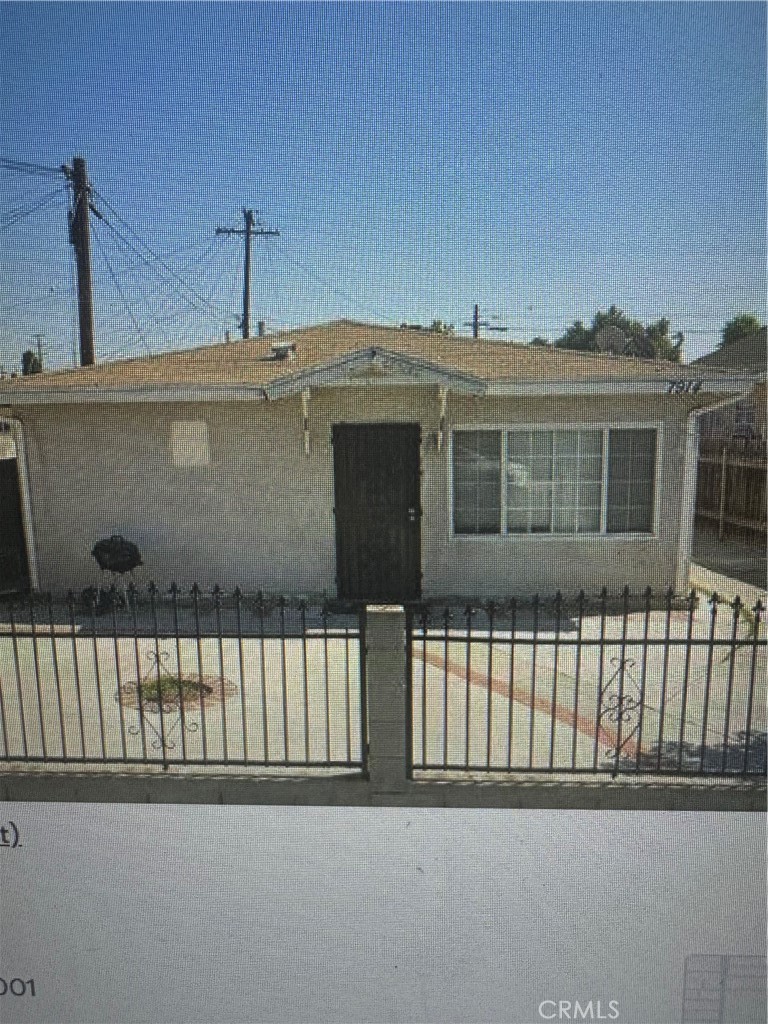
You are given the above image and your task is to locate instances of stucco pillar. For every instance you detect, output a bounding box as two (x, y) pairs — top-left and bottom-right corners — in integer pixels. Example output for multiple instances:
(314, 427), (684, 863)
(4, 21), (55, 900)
(364, 605), (409, 794)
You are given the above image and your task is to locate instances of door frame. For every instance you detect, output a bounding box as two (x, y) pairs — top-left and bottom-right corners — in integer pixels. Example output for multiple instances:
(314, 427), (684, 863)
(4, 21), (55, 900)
(332, 422), (422, 602)
(0, 417), (39, 591)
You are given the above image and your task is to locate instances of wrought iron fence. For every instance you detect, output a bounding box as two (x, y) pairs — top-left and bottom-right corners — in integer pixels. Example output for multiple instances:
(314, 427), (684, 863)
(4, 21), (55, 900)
(406, 588), (766, 777)
(3, 582), (766, 782)
(0, 584), (367, 771)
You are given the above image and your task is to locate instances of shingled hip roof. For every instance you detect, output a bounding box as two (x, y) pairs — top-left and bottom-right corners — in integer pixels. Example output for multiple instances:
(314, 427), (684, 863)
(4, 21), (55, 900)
(0, 320), (758, 400)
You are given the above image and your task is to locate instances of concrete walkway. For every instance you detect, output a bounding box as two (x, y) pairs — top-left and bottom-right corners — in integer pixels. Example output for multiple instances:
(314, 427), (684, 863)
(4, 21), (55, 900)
(411, 602), (766, 775)
(692, 526), (767, 591)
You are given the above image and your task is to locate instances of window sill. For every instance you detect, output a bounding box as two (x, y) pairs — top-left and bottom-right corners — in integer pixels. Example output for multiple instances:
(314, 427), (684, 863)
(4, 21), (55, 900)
(450, 532), (660, 542)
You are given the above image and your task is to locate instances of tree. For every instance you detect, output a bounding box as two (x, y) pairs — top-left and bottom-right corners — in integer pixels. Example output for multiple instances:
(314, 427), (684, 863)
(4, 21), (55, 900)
(21, 350), (42, 375)
(720, 314), (764, 349)
(644, 318), (685, 362)
(554, 305), (683, 362)
(556, 318), (592, 352)
(429, 319), (455, 334)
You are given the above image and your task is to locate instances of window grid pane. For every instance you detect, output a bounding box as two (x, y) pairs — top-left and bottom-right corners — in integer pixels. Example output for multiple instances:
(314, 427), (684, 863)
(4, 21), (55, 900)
(606, 429), (656, 533)
(506, 429), (603, 535)
(453, 431), (502, 534)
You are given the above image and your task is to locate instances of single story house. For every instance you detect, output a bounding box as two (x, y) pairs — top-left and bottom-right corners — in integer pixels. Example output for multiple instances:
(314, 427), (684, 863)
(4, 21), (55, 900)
(0, 320), (759, 601)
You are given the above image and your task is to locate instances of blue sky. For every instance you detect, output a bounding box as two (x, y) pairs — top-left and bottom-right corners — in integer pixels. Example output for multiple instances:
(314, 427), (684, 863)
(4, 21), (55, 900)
(1, 1), (765, 369)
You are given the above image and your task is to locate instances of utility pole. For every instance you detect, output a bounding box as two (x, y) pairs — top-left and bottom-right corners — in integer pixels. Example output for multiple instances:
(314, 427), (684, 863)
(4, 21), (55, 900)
(463, 303), (508, 341)
(471, 303), (480, 340)
(216, 208), (279, 340)
(62, 157), (96, 366)
(32, 333), (45, 367)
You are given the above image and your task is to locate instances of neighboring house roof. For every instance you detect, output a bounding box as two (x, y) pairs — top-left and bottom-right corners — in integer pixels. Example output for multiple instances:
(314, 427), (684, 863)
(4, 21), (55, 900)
(0, 320), (757, 403)
(691, 327), (767, 375)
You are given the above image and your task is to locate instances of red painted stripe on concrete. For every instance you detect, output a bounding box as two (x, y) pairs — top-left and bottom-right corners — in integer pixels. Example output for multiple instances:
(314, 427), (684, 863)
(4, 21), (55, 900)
(415, 648), (639, 760)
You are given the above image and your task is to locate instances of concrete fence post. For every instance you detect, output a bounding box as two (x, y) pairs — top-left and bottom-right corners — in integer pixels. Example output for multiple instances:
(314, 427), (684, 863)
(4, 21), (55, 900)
(364, 605), (409, 795)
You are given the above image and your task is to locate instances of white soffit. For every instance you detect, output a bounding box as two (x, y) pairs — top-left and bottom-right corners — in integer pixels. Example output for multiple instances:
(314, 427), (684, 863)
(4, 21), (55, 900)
(484, 375), (759, 397)
(0, 385), (270, 405)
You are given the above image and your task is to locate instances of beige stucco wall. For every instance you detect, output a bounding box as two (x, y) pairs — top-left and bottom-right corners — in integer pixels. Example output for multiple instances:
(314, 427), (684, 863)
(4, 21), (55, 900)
(14, 385), (694, 597)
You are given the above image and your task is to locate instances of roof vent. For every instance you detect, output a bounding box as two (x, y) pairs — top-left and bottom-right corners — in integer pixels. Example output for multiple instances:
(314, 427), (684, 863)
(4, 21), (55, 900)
(271, 342), (297, 361)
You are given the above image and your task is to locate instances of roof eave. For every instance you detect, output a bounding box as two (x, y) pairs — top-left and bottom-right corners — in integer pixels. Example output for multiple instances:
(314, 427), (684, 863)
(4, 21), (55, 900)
(0, 366), (759, 406)
(485, 374), (760, 397)
(0, 384), (270, 405)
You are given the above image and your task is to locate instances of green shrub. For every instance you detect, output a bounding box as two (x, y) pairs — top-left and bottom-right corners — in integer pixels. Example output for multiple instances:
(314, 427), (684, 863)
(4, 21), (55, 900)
(138, 674), (212, 704)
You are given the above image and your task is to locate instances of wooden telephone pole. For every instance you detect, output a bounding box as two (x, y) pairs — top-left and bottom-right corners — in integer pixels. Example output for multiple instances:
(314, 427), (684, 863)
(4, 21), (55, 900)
(216, 208), (279, 340)
(464, 303), (508, 341)
(63, 156), (96, 366)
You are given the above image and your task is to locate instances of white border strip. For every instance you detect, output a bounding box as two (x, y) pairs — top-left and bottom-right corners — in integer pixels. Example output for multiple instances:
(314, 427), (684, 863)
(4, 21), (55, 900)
(675, 414), (701, 593)
(0, 373), (757, 405)
(0, 385), (270, 405)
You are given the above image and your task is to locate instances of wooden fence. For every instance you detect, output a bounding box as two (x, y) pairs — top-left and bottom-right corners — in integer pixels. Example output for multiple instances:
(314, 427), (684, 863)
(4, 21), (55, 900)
(696, 438), (767, 543)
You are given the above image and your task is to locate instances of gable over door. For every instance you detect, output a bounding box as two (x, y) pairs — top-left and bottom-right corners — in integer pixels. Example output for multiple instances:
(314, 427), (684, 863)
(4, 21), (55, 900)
(333, 424), (421, 602)
(0, 457), (30, 594)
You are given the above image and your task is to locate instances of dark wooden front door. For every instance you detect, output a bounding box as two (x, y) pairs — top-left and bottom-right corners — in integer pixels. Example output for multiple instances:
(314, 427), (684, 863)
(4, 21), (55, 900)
(0, 458), (30, 594)
(333, 424), (421, 602)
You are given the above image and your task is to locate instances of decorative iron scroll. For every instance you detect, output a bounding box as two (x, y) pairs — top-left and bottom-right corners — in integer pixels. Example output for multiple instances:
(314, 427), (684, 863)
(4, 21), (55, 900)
(598, 656), (648, 762)
(116, 649), (236, 754)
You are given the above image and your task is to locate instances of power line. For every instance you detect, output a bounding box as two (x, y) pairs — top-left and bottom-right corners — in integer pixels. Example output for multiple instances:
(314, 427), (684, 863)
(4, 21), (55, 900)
(275, 248), (399, 325)
(0, 157), (64, 178)
(141, 242), (227, 348)
(52, 239), (215, 286)
(2, 181), (65, 219)
(95, 211), (218, 315)
(91, 234), (236, 360)
(0, 186), (67, 232)
(91, 218), (151, 353)
(146, 236), (222, 317)
(127, 237), (231, 338)
(92, 216), (187, 320)
(93, 189), (222, 315)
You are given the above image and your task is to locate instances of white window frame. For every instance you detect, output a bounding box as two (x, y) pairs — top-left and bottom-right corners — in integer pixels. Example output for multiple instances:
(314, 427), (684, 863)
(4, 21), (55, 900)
(448, 422), (663, 540)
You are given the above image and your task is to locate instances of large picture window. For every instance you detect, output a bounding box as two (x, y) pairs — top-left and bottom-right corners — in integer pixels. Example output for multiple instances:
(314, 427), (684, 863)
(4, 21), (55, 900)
(452, 427), (657, 536)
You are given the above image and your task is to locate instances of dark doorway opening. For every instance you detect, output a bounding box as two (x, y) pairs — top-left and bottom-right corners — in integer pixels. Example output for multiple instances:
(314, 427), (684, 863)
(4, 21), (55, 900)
(332, 423), (421, 602)
(0, 457), (30, 594)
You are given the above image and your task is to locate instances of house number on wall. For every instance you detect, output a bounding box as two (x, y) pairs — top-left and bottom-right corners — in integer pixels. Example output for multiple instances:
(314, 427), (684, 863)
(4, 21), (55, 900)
(666, 379), (702, 395)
